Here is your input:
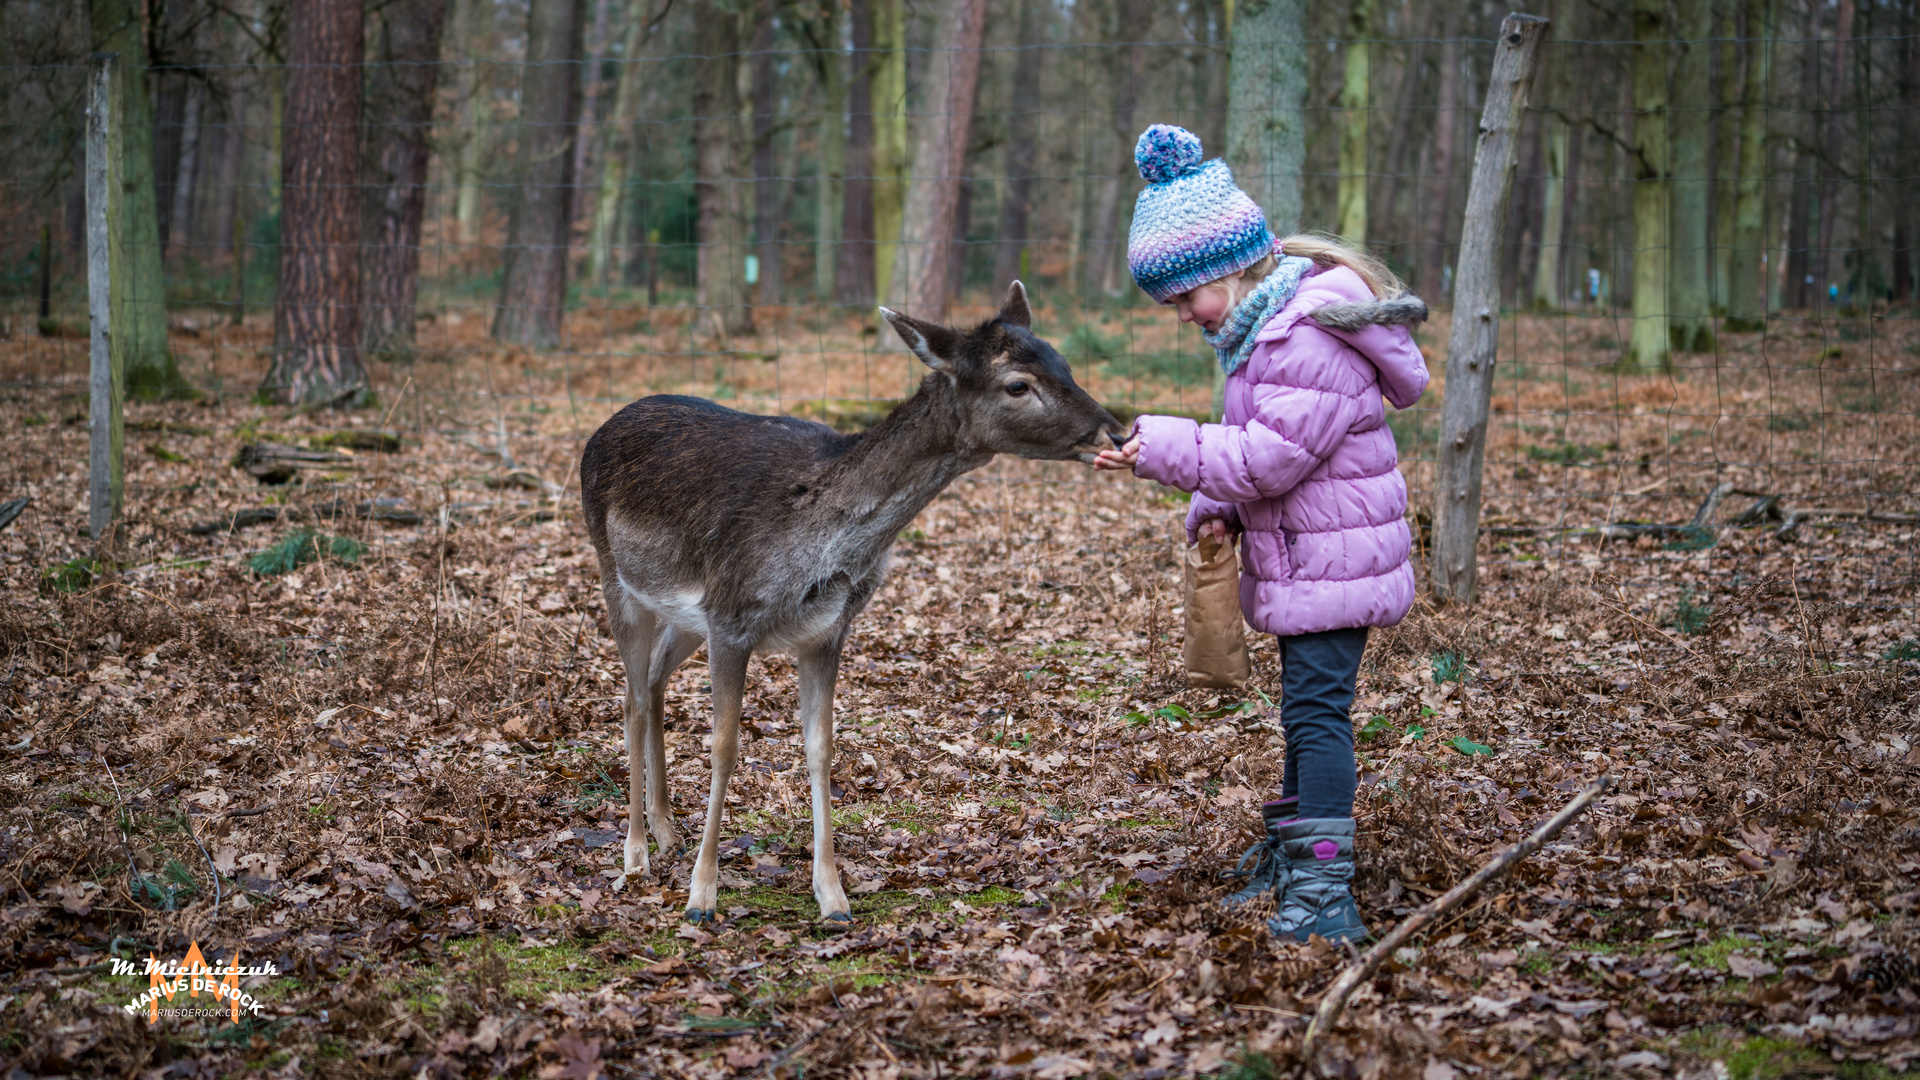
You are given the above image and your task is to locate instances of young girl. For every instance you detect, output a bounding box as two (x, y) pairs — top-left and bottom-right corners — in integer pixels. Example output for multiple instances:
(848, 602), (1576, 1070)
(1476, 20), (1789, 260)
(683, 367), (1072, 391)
(1095, 124), (1429, 944)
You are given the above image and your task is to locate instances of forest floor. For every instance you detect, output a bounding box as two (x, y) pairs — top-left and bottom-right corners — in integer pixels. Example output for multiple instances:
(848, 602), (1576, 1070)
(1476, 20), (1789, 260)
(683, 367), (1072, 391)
(1, 303), (1918, 1079)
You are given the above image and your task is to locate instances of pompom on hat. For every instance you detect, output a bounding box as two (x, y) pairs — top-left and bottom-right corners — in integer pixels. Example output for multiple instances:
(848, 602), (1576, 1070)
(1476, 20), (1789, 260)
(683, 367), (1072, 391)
(1126, 124), (1276, 303)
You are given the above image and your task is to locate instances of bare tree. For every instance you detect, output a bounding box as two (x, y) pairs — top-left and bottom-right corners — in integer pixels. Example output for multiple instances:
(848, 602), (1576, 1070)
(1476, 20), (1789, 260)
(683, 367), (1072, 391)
(264, 0), (369, 407)
(1227, 0), (1307, 235)
(889, 0), (990, 319)
(1084, 0), (1147, 300)
(1420, 6), (1460, 302)
(992, 0), (1046, 291)
(1726, 0), (1775, 330)
(836, 0), (876, 306)
(1669, 0), (1714, 351)
(493, 0), (584, 348)
(362, 0), (450, 359)
(751, 6), (783, 305)
(694, 3), (753, 336)
(1627, 0), (1671, 368)
(90, 0), (190, 397)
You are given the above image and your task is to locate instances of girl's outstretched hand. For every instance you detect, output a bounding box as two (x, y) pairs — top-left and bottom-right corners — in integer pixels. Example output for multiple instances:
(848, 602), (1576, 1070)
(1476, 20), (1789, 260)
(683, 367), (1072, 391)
(1094, 434), (1141, 472)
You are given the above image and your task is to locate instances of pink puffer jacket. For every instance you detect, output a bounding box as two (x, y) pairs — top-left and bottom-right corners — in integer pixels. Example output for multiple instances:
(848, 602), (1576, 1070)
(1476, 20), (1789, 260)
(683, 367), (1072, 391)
(1131, 265), (1430, 638)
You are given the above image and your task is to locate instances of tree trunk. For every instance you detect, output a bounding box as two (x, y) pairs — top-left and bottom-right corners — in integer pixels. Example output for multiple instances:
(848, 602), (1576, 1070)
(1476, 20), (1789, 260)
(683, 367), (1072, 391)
(837, 0), (877, 306)
(91, 0), (187, 398)
(1086, 0), (1147, 300)
(362, 0), (450, 360)
(889, 0), (990, 319)
(265, 0), (368, 408)
(871, 0), (908, 304)
(168, 84), (203, 256)
(1336, 0), (1374, 243)
(1532, 117), (1567, 309)
(1814, 0), (1853, 309)
(588, 2), (648, 286)
(1669, 0), (1714, 352)
(1421, 8), (1460, 302)
(453, 0), (493, 244)
(992, 0), (1045, 291)
(1897, 1), (1917, 303)
(694, 6), (754, 337)
(1627, 0), (1670, 369)
(751, 9), (783, 306)
(949, 176), (973, 301)
(808, 4), (844, 302)
(493, 0), (583, 348)
(1711, 0), (1741, 312)
(1226, 0), (1308, 235)
(152, 73), (187, 253)
(1726, 0), (1774, 330)
(212, 89), (246, 255)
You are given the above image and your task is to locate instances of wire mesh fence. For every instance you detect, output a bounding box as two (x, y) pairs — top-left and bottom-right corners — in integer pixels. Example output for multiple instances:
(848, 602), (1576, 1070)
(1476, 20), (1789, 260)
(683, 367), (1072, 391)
(1, 0), (1917, 655)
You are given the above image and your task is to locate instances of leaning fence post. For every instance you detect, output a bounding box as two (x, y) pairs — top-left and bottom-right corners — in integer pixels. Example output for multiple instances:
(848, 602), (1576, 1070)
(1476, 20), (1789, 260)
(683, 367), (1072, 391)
(87, 52), (125, 547)
(1428, 13), (1549, 605)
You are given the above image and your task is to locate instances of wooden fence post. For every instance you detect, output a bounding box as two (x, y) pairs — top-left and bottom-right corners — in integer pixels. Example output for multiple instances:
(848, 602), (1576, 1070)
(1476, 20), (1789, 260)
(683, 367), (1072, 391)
(87, 52), (124, 546)
(1428, 13), (1550, 604)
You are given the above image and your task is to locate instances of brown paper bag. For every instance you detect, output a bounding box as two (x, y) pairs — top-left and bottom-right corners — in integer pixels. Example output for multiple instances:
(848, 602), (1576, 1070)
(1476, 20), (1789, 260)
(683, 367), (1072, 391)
(1183, 533), (1250, 689)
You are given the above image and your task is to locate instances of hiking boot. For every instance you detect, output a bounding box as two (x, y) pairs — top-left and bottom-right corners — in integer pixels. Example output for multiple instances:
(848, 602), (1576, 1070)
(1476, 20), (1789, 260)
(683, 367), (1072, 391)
(1267, 817), (1370, 944)
(1221, 798), (1296, 910)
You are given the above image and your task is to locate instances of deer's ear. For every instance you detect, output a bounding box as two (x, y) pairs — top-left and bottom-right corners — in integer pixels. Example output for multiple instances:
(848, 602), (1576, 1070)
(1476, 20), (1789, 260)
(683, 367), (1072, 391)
(997, 281), (1033, 329)
(880, 307), (960, 372)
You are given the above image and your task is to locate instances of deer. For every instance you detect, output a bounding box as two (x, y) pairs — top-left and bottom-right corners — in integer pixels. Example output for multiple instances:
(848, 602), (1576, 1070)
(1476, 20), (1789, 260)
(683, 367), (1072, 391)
(580, 283), (1126, 923)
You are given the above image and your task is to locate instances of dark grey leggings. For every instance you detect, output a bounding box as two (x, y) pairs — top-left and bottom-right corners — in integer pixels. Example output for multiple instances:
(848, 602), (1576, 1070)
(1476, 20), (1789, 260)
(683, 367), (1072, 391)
(1278, 627), (1369, 819)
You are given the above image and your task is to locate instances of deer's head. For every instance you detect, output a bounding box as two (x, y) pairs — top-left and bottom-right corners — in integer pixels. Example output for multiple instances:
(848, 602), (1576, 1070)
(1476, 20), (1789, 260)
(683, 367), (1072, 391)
(881, 283), (1127, 464)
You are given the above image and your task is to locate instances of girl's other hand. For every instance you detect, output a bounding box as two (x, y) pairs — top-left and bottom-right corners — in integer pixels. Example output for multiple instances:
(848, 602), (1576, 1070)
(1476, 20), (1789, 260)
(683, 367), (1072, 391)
(1094, 434), (1141, 472)
(1196, 517), (1230, 543)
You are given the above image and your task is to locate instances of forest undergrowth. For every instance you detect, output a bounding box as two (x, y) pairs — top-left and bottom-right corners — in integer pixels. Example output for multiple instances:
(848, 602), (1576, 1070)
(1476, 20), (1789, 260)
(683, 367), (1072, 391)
(1, 311), (1918, 1079)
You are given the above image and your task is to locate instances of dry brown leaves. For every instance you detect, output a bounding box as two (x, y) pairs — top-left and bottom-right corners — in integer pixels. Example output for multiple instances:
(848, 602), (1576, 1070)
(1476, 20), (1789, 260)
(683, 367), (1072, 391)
(0, 314), (1916, 1079)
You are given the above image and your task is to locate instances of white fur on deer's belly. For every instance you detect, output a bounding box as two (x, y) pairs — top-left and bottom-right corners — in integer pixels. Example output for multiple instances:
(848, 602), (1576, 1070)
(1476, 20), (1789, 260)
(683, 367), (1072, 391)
(616, 572), (710, 637)
(757, 587), (851, 654)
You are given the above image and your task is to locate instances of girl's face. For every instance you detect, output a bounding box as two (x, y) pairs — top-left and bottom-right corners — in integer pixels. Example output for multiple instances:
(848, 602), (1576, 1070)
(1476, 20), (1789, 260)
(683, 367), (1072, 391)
(1168, 271), (1253, 334)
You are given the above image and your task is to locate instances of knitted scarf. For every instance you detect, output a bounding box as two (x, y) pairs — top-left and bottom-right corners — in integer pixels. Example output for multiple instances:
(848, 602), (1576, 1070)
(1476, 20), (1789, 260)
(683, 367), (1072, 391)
(1203, 254), (1315, 376)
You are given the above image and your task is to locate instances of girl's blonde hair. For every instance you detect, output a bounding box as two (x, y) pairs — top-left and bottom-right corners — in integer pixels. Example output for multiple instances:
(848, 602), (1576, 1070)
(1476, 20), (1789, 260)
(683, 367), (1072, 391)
(1238, 233), (1406, 300)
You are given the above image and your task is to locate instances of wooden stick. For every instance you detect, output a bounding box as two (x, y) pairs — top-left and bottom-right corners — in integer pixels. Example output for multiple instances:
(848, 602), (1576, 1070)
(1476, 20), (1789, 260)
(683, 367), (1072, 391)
(1301, 776), (1610, 1061)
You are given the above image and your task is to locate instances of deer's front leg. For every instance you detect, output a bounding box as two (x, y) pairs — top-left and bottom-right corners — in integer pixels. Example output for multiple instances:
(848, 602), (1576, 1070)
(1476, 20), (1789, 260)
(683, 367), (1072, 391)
(686, 639), (750, 923)
(798, 642), (850, 922)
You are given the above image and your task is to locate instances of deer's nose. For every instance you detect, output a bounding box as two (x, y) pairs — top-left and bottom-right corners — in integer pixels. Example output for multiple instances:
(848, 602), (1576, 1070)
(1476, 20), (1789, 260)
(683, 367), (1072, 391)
(1107, 427), (1130, 450)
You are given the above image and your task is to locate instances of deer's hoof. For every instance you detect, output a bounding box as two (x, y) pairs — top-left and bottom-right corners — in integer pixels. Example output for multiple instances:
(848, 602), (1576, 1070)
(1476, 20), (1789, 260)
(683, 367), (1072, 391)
(684, 908), (715, 925)
(823, 911), (853, 924)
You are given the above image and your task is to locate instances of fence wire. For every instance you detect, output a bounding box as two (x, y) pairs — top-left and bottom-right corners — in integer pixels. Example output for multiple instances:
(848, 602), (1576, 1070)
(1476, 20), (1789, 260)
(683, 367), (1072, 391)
(1, 4), (1917, 652)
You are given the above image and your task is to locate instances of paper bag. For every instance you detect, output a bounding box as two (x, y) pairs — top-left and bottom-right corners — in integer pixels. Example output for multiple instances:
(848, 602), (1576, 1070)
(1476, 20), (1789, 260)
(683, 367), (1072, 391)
(1183, 532), (1250, 689)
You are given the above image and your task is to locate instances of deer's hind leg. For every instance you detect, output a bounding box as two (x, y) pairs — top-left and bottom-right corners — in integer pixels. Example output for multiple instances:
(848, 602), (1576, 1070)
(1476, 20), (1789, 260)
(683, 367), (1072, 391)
(685, 639), (750, 923)
(603, 577), (662, 877)
(641, 625), (703, 857)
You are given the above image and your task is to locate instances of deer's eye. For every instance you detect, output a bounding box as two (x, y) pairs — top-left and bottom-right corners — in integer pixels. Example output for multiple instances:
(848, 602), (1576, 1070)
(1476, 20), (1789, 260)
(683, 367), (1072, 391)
(1005, 380), (1030, 396)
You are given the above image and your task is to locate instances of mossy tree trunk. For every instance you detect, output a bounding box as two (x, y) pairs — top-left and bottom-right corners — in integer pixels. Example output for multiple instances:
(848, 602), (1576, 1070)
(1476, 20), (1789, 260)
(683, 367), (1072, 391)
(1668, 0), (1715, 353)
(90, 0), (191, 399)
(1225, 0), (1307, 236)
(1726, 0), (1775, 331)
(1628, 0), (1671, 369)
(1335, 0), (1373, 244)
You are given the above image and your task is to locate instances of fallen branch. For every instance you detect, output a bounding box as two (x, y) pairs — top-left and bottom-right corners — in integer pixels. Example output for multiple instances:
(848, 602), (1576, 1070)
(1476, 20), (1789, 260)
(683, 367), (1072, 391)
(1301, 776), (1611, 1062)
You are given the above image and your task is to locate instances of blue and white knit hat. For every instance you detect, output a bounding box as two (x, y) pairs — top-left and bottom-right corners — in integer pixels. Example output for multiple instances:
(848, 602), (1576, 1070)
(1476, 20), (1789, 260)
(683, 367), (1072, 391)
(1126, 124), (1276, 303)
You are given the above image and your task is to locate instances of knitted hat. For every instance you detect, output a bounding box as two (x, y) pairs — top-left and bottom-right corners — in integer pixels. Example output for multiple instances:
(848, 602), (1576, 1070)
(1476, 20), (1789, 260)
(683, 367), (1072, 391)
(1126, 124), (1275, 303)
